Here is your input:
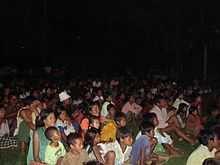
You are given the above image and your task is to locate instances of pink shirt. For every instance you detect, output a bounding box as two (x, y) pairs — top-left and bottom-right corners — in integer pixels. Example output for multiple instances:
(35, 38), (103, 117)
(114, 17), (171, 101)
(121, 102), (142, 115)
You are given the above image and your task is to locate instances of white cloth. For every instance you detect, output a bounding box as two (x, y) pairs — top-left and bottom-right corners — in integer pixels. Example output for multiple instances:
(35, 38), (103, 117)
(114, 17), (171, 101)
(172, 98), (189, 109)
(0, 120), (9, 137)
(98, 141), (132, 165)
(150, 106), (168, 129)
(56, 119), (75, 136)
(135, 128), (173, 145)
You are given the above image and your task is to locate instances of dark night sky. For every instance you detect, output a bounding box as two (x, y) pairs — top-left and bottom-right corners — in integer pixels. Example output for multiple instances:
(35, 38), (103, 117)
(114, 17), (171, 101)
(1, 0), (220, 76)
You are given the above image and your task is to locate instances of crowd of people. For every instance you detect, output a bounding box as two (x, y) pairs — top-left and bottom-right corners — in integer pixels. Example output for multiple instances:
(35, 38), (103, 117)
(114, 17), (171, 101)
(1, 67), (220, 165)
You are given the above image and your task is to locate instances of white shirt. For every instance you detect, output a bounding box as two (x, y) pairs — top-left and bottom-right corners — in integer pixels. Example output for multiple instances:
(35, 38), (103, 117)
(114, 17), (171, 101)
(150, 105), (168, 129)
(98, 141), (132, 165)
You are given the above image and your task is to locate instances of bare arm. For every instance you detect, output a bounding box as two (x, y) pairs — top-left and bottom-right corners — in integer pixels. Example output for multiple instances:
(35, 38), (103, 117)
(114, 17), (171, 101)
(140, 148), (145, 165)
(93, 145), (105, 164)
(33, 130), (41, 162)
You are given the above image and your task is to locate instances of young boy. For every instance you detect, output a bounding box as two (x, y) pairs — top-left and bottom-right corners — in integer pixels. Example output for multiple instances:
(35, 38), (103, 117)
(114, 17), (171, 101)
(131, 122), (157, 165)
(61, 133), (89, 165)
(44, 127), (66, 165)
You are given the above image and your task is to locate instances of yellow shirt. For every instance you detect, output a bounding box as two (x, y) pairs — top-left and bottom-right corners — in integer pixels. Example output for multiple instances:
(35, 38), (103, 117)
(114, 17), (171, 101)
(186, 144), (216, 165)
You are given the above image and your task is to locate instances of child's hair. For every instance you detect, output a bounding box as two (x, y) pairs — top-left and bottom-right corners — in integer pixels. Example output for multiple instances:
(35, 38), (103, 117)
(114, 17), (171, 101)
(107, 103), (115, 112)
(89, 116), (100, 127)
(115, 112), (126, 124)
(55, 104), (66, 118)
(177, 103), (188, 114)
(142, 113), (157, 125)
(84, 160), (104, 165)
(198, 129), (214, 146)
(202, 158), (220, 165)
(189, 106), (198, 115)
(35, 109), (54, 128)
(84, 128), (99, 153)
(67, 133), (82, 146)
(45, 126), (59, 141)
(116, 127), (132, 142)
(140, 121), (155, 135)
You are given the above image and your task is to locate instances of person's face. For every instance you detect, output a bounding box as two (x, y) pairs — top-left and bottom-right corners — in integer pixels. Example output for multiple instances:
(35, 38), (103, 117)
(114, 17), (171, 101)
(97, 90), (102, 96)
(91, 119), (100, 129)
(129, 96), (135, 104)
(0, 109), (6, 119)
(64, 98), (72, 106)
(51, 130), (61, 143)
(118, 117), (127, 127)
(196, 96), (202, 104)
(59, 111), (67, 121)
(153, 116), (159, 127)
(109, 107), (116, 117)
(213, 135), (220, 149)
(122, 135), (133, 146)
(192, 110), (198, 115)
(90, 105), (100, 117)
(44, 113), (56, 127)
(71, 138), (83, 154)
(159, 99), (167, 109)
(10, 96), (17, 105)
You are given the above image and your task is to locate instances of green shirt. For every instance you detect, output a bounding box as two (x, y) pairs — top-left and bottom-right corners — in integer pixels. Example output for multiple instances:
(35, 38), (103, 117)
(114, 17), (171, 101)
(45, 141), (66, 165)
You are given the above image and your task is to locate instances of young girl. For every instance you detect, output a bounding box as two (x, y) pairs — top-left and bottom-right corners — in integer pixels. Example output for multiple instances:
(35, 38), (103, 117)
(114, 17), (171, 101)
(44, 127), (66, 165)
(80, 101), (101, 139)
(186, 106), (203, 138)
(55, 105), (75, 142)
(84, 128), (104, 163)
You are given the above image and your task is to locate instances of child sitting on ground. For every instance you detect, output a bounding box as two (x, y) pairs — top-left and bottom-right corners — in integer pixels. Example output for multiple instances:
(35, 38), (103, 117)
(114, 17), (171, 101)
(131, 121), (157, 165)
(61, 133), (89, 165)
(186, 106), (203, 139)
(44, 127), (66, 165)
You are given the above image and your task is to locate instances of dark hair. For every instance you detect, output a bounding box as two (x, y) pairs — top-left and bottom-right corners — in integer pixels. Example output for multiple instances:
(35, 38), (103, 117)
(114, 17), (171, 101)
(55, 105), (66, 118)
(84, 128), (99, 153)
(142, 113), (157, 126)
(67, 133), (82, 146)
(84, 160), (104, 165)
(115, 112), (126, 124)
(116, 127), (132, 142)
(202, 158), (220, 165)
(153, 95), (164, 104)
(35, 109), (54, 128)
(45, 126), (59, 141)
(177, 103), (188, 115)
(198, 129), (214, 146)
(107, 104), (115, 112)
(140, 121), (155, 135)
(189, 106), (198, 114)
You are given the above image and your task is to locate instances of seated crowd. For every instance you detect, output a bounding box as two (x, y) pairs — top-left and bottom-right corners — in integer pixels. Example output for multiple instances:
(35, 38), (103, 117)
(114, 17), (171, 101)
(1, 68), (220, 165)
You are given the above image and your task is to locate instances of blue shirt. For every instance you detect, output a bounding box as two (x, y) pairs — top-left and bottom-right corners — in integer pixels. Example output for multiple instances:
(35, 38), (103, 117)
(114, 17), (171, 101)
(131, 135), (151, 165)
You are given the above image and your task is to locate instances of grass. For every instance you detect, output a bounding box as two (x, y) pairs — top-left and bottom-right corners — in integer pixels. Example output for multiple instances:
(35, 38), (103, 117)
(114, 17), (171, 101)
(0, 140), (198, 165)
